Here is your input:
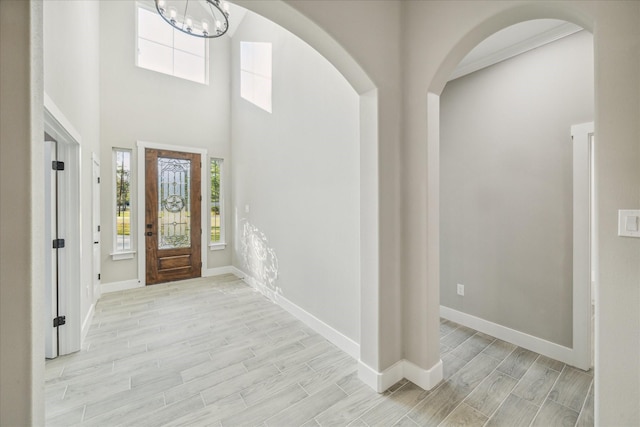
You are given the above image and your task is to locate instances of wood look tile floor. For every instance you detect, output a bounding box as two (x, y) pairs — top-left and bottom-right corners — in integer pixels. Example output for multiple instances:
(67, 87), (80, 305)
(45, 275), (594, 426)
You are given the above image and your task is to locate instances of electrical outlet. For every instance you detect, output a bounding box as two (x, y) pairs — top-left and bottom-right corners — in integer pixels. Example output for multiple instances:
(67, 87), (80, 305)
(457, 284), (465, 296)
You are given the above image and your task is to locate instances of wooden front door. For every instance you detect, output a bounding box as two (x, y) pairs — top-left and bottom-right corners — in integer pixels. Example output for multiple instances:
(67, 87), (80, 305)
(145, 149), (202, 285)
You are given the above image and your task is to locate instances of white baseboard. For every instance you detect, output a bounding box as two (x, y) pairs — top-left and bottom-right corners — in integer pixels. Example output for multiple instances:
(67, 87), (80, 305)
(229, 266), (245, 279)
(358, 359), (404, 393)
(101, 279), (142, 294)
(203, 266), (236, 277)
(404, 359), (443, 391)
(234, 266), (360, 360)
(81, 303), (95, 348)
(440, 305), (578, 367)
(358, 358), (443, 393)
(277, 293), (360, 359)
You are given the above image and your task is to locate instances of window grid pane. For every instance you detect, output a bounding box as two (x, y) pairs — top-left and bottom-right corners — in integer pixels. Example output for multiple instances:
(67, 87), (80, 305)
(137, 6), (207, 84)
(210, 159), (222, 243)
(115, 150), (132, 252)
(240, 42), (272, 112)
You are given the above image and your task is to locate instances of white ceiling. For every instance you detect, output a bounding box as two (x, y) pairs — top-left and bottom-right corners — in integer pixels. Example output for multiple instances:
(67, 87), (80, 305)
(450, 19), (583, 81)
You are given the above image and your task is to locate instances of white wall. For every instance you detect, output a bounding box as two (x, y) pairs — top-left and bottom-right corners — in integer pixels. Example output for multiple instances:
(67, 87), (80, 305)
(43, 0), (101, 345)
(230, 12), (361, 341)
(440, 31), (594, 347)
(99, 0), (232, 284)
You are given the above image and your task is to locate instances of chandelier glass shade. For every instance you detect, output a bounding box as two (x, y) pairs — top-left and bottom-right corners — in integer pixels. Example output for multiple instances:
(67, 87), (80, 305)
(155, 0), (230, 38)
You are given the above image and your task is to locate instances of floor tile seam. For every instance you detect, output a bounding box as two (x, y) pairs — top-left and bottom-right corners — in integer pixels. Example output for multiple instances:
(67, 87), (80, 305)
(573, 379), (594, 426)
(488, 344), (518, 364)
(462, 363), (514, 419)
(394, 381), (440, 426)
(525, 363), (566, 427)
(437, 401), (487, 427)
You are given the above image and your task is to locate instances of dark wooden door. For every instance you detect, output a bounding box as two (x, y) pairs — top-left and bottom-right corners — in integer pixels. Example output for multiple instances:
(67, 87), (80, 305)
(145, 149), (202, 285)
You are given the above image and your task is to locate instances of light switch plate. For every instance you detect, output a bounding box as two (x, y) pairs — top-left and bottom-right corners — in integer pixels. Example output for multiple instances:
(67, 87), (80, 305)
(618, 210), (640, 238)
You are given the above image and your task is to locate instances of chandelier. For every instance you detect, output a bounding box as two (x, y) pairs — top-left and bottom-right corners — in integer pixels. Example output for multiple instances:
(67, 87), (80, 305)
(155, 0), (230, 38)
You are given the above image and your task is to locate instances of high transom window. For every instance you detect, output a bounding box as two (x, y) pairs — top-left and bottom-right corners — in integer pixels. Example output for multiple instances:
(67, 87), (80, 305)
(136, 5), (208, 84)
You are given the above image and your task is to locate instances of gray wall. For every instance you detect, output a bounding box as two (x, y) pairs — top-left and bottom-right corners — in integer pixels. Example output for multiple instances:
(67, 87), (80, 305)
(99, 0), (232, 284)
(230, 12), (361, 341)
(440, 31), (594, 347)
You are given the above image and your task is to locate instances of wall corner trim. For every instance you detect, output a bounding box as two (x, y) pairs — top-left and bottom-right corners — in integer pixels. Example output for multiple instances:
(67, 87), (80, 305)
(101, 279), (142, 294)
(404, 359), (443, 391)
(203, 266), (236, 277)
(81, 303), (96, 348)
(357, 359), (443, 393)
(233, 266), (360, 359)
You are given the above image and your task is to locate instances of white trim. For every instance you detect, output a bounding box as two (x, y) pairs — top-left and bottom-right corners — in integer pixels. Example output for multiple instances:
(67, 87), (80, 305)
(358, 359), (404, 393)
(570, 122), (594, 370)
(357, 359), (443, 393)
(110, 251), (136, 261)
(230, 266), (246, 279)
(403, 359), (443, 391)
(277, 294), (360, 360)
(202, 266), (236, 277)
(440, 305), (587, 368)
(81, 303), (95, 348)
(450, 24), (583, 80)
(44, 97), (83, 356)
(101, 279), (142, 294)
(44, 92), (82, 144)
(233, 266), (360, 360)
(136, 141), (208, 287)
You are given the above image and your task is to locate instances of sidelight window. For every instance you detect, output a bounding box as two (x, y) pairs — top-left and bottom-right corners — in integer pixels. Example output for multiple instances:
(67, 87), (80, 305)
(113, 149), (134, 258)
(210, 158), (225, 249)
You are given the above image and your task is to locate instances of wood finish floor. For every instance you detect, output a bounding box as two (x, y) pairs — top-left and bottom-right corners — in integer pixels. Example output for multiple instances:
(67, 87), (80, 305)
(45, 275), (594, 426)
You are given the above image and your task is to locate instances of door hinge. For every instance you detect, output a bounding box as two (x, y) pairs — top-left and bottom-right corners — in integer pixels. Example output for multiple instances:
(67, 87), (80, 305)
(52, 161), (65, 171)
(53, 316), (66, 327)
(98, 273), (101, 280)
(52, 238), (65, 249)
(97, 225), (101, 232)
(97, 177), (101, 183)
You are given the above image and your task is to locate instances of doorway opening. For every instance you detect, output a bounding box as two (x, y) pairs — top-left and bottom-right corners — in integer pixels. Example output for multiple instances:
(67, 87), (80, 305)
(44, 98), (83, 357)
(436, 20), (594, 370)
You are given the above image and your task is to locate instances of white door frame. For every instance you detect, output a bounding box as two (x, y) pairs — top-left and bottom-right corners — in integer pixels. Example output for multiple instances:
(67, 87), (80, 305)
(571, 121), (595, 370)
(91, 153), (101, 308)
(44, 94), (82, 356)
(44, 136), (58, 358)
(136, 141), (208, 287)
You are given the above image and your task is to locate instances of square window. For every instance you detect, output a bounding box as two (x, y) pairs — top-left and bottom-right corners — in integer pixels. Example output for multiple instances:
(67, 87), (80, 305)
(240, 42), (272, 112)
(136, 4), (208, 84)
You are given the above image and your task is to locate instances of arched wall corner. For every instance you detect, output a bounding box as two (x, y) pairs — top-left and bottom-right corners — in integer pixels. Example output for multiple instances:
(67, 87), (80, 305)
(231, 0), (384, 389)
(419, 0), (600, 409)
(428, 3), (594, 95)
(232, 0), (376, 95)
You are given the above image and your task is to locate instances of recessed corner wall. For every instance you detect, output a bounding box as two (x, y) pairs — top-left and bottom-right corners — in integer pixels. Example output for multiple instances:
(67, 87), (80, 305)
(440, 30), (594, 347)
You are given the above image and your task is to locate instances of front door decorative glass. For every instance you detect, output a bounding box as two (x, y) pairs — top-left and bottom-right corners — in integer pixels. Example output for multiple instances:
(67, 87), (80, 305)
(158, 157), (191, 249)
